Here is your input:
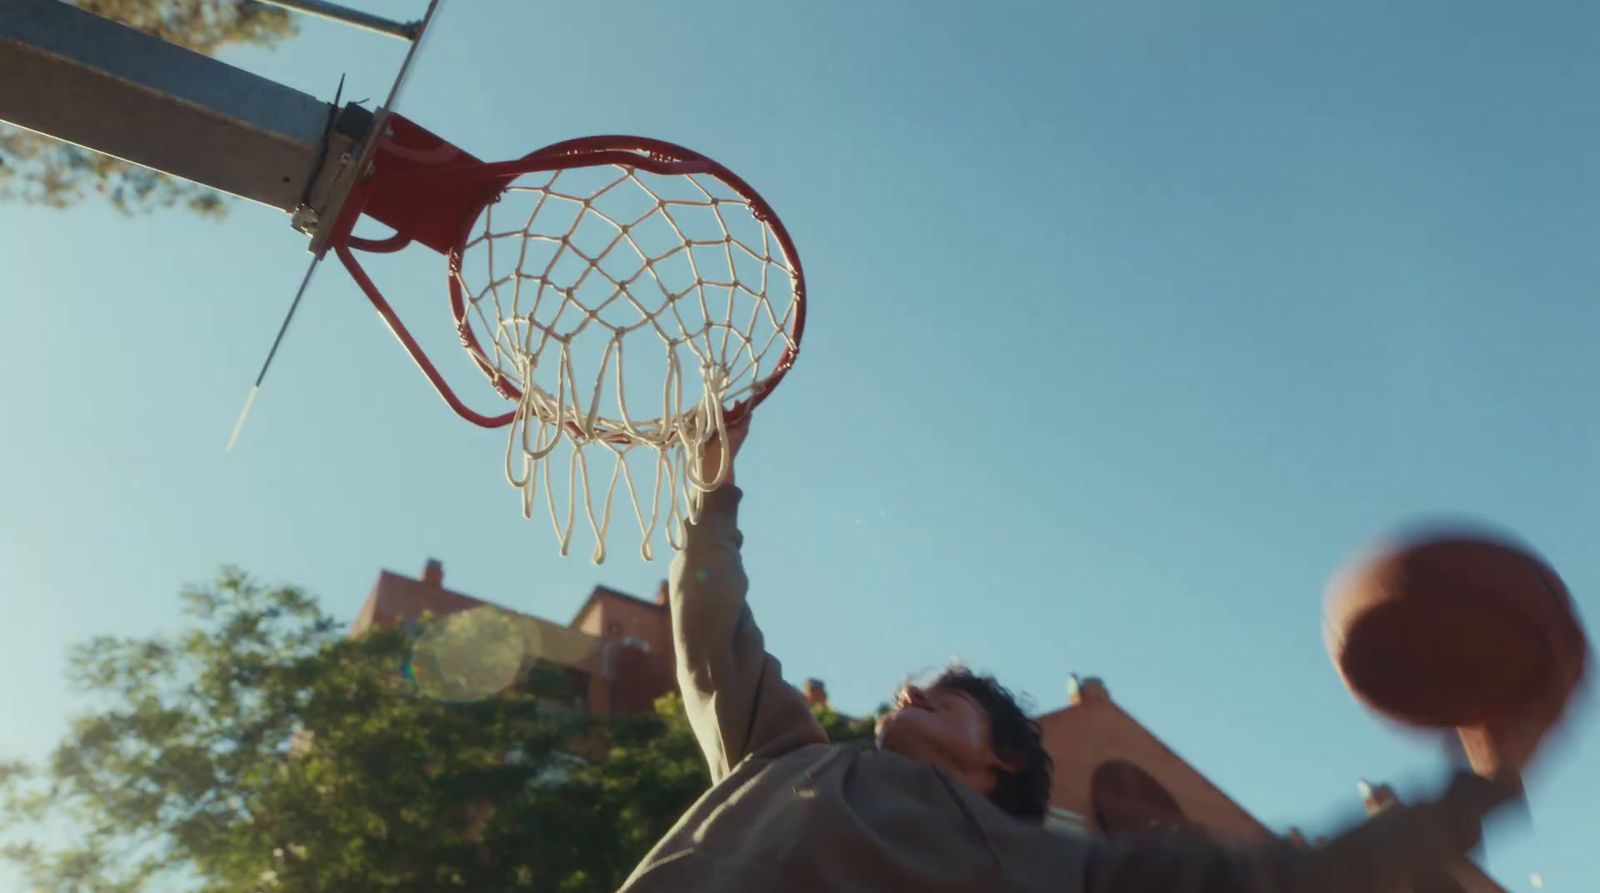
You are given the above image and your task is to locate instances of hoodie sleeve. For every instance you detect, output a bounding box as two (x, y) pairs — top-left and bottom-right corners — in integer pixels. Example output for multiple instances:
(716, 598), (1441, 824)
(669, 485), (826, 782)
(1078, 772), (1508, 893)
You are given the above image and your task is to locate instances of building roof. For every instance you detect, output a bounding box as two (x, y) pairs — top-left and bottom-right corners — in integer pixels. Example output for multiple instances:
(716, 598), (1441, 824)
(352, 562), (626, 672)
(570, 582), (668, 630)
(1037, 677), (1272, 843)
(352, 563), (663, 638)
(351, 569), (506, 634)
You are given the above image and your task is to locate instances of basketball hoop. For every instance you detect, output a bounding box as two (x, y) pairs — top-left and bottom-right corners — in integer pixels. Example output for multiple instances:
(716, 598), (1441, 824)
(326, 116), (806, 562)
(0, 0), (802, 563)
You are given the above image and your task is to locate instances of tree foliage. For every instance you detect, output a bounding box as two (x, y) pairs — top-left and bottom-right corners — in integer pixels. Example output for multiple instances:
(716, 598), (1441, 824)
(0, 1), (297, 216)
(1, 570), (628, 892)
(0, 570), (873, 893)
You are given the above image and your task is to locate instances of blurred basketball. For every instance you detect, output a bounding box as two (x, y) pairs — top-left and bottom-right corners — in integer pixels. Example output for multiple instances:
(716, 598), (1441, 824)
(1325, 530), (1589, 729)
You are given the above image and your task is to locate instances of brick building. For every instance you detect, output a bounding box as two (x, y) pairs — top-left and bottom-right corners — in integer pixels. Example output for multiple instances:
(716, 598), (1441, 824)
(1041, 676), (1505, 892)
(353, 560), (1506, 891)
(352, 559), (677, 717)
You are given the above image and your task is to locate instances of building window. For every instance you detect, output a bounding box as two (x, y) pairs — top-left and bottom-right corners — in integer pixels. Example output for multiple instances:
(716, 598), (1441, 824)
(520, 661), (589, 714)
(1089, 760), (1191, 838)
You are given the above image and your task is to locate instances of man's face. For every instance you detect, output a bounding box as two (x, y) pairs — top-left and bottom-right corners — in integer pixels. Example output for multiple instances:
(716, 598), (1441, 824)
(875, 683), (1009, 796)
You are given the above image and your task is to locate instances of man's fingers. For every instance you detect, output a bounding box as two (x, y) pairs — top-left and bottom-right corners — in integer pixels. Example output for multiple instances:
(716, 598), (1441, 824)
(1457, 682), (1572, 779)
(697, 415), (751, 487)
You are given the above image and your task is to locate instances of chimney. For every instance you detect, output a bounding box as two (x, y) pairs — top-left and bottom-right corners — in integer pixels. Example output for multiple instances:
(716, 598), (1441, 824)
(1067, 674), (1109, 706)
(655, 579), (669, 606)
(1357, 780), (1399, 815)
(1287, 827), (1327, 847)
(802, 678), (829, 708)
(421, 559), (444, 587)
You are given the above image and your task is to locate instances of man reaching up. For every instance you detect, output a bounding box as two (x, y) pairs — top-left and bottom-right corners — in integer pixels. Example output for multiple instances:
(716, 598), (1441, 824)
(621, 420), (1535, 892)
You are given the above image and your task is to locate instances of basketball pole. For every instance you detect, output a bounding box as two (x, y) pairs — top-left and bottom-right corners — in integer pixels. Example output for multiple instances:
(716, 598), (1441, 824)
(0, 0), (451, 241)
(0, 0), (445, 449)
(0, 0), (368, 214)
(254, 0), (423, 41)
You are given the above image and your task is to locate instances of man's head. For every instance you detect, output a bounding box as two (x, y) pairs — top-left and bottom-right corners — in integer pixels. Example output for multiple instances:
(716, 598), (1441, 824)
(875, 666), (1054, 822)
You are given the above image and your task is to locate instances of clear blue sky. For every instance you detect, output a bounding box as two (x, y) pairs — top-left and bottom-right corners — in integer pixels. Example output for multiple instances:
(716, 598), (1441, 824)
(2, 0), (1596, 887)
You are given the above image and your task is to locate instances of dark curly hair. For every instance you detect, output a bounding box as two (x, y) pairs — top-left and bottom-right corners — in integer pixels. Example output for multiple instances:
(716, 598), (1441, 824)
(930, 666), (1054, 823)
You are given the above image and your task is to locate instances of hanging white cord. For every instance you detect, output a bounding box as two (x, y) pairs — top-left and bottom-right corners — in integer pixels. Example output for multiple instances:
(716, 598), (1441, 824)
(458, 164), (799, 562)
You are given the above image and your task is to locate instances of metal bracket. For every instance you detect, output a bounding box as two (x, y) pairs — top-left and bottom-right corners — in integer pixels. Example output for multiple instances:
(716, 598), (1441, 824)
(293, 102), (376, 255)
(297, 0), (446, 255)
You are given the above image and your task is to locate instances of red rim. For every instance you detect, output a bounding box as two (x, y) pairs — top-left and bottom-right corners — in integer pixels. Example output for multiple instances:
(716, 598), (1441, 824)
(332, 122), (805, 436)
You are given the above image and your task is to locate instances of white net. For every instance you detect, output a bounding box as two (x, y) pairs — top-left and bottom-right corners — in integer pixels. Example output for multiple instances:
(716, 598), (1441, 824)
(452, 158), (802, 562)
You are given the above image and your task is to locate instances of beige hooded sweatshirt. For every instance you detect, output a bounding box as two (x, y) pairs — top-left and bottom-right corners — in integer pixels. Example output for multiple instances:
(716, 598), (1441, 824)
(619, 486), (1505, 892)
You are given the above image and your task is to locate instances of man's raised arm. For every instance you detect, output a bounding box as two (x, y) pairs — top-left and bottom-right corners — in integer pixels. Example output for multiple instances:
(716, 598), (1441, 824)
(669, 422), (825, 782)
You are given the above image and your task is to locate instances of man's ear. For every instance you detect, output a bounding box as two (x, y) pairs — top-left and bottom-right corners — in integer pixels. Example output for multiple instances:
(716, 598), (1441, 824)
(987, 752), (1022, 777)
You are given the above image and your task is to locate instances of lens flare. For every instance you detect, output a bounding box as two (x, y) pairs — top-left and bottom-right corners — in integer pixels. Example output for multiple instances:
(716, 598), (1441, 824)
(406, 606), (534, 701)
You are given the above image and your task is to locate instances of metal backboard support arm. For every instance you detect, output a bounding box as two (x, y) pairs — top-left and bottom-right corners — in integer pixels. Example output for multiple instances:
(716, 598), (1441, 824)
(0, 0), (367, 213)
(256, 0), (422, 41)
(0, 0), (445, 451)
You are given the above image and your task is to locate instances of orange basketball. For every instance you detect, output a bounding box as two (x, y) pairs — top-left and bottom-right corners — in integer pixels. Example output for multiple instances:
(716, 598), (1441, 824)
(1325, 530), (1589, 729)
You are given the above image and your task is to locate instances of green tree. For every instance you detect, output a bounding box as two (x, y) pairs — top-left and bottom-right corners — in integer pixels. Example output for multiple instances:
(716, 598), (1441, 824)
(0, 571), (655, 892)
(0, 1), (297, 216)
(815, 703), (881, 744)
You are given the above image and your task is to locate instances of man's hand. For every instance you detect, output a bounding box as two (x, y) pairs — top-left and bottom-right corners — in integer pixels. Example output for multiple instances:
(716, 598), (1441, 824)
(1455, 679), (1572, 791)
(699, 416), (751, 489)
